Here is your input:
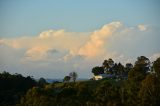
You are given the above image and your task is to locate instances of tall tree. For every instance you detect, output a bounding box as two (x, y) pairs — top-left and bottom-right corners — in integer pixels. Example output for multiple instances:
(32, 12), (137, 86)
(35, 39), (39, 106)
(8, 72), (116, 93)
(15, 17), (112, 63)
(128, 56), (150, 81)
(125, 56), (150, 105)
(92, 66), (104, 75)
(63, 76), (71, 82)
(135, 56), (150, 73)
(69, 72), (78, 82)
(38, 77), (47, 87)
(153, 57), (160, 78)
(103, 58), (114, 68)
(125, 63), (133, 72)
(102, 58), (114, 74)
(117, 63), (125, 76)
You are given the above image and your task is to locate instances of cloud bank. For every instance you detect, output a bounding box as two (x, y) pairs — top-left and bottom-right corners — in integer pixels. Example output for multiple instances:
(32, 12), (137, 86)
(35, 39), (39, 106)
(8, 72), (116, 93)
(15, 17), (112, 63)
(0, 21), (159, 78)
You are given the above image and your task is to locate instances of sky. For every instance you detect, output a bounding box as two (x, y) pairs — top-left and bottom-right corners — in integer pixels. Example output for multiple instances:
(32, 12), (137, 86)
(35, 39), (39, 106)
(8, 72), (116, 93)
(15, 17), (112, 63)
(0, 0), (160, 79)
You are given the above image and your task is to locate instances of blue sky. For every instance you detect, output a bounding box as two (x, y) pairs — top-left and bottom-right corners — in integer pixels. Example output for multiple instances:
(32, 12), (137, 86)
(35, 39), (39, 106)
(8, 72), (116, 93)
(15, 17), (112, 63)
(0, 0), (160, 78)
(1, 0), (160, 37)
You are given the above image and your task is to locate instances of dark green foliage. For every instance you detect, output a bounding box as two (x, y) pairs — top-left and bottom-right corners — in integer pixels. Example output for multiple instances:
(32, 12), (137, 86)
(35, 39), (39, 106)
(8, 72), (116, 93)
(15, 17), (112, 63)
(0, 72), (36, 92)
(139, 74), (160, 106)
(103, 58), (114, 68)
(38, 77), (47, 87)
(125, 63), (133, 73)
(63, 76), (71, 82)
(124, 56), (150, 105)
(2, 56), (160, 106)
(112, 63), (125, 76)
(153, 57), (160, 78)
(0, 71), (36, 106)
(93, 81), (122, 105)
(17, 87), (56, 106)
(92, 66), (104, 75)
(17, 79), (122, 106)
(135, 56), (150, 73)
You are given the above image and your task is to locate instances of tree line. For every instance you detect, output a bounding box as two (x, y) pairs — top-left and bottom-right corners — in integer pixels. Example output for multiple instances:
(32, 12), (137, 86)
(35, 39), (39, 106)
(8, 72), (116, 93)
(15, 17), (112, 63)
(0, 71), (49, 106)
(17, 56), (160, 106)
(91, 56), (151, 81)
(0, 56), (160, 106)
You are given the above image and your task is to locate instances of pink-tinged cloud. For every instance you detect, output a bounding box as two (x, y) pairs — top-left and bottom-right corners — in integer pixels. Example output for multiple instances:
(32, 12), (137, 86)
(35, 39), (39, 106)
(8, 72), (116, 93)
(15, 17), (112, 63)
(78, 22), (122, 57)
(0, 21), (150, 62)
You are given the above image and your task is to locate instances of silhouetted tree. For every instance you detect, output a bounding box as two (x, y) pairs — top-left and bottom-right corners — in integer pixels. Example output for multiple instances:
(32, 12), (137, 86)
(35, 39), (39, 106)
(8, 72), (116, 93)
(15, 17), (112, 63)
(117, 63), (125, 76)
(92, 66), (104, 75)
(63, 76), (71, 82)
(125, 63), (133, 73)
(69, 72), (78, 82)
(103, 58), (114, 74)
(38, 77), (47, 87)
(124, 56), (150, 105)
(135, 56), (150, 73)
(153, 57), (160, 78)
(0, 71), (36, 106)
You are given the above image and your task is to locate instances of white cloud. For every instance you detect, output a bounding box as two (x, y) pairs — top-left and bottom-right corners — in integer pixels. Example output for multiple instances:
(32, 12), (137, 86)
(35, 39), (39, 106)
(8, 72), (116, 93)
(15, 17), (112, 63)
(78, 21), (122, 57)
(0, 22), (122, 61)
(0, 30), (89, 61)
(24, 46), (49, 61)
(0, 22), (151, 62)
(0, 21), (158, 78)
(39, 29), (65, 39)
(137, 25), (147, 31)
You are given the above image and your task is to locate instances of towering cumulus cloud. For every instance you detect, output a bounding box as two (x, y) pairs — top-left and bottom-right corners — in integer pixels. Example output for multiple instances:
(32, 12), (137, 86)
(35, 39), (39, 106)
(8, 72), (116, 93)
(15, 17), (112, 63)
(78, 22), (122, 57)
(0, 21), (152, 63)
(0, 21), (159, 78)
